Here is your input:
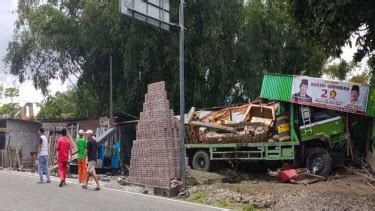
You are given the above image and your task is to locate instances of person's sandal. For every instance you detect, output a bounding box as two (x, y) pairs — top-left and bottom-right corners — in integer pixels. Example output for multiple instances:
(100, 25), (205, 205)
(94, 186), (100, 191)
(82, 185), (88, 189)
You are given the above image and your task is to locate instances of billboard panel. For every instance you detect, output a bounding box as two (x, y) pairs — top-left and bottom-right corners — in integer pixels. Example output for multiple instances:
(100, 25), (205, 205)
(120, 0), (171, 31)
(291, 76), (369, 114)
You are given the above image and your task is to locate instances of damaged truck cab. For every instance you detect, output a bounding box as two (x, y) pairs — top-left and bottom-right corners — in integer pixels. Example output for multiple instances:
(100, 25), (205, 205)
(289, 103), (345, 175)
(186, 73), (374, 176)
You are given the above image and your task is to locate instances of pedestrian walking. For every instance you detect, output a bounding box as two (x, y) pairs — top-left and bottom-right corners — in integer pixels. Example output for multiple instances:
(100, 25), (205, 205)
(82, 129), (100, 191)
(37, 127), (51, 184)
(56, 128), (72, 187)
(76, 129), (87, 183)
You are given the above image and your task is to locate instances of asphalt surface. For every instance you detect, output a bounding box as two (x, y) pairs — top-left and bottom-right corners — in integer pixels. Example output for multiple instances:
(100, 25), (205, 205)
(0, 170), (223, 211)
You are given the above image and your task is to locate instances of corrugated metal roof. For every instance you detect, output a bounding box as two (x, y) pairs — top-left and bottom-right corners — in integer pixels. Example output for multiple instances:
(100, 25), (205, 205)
(260, 73), (293, 102)
(96, 127), (116, 144)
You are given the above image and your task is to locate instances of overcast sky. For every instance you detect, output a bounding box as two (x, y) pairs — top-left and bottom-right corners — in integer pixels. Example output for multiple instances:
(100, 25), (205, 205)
(0, 0), (69, 105)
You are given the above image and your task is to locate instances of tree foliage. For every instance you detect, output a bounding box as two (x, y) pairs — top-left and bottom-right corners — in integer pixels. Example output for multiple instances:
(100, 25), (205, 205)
(0, 87), (20, 118)
(349, 73), (369, 84)
(6, 0), (328, 118)
(4, 87), (19, 97)
(368, 55), (375, 85)
(38, 87), (103, 119)
(0, 103), (20, 118)
(322, 60), (357, 80)
(289, 0), (375, 62)
(37, 91), (75, 119)
(235, 0), (327, 100)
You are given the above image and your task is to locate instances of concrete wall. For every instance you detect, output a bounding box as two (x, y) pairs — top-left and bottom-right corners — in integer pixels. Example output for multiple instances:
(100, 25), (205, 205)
(5, 120), (41, 168)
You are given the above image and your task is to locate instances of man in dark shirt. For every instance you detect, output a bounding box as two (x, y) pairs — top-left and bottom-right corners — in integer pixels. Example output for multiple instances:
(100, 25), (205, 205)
(82, 130), (100, 191)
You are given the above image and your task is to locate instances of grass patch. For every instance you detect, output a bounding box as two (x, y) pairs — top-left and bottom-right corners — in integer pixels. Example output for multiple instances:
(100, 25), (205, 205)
(218, 199), (232, 208)
(190, 191), (208, 204)
(241, 204), (256, 211)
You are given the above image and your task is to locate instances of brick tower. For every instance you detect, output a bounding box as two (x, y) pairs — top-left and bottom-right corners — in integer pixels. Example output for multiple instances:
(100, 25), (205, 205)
(128, 81), (184, 188)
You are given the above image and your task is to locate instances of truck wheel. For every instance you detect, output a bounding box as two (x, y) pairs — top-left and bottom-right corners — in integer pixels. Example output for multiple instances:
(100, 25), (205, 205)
(192, 150), (210, 171)
(293, 154), (304, 168)
(305, 148), (332, 176)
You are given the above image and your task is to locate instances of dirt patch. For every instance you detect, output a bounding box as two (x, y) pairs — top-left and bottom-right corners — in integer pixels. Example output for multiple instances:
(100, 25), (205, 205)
(182, 171), (375, 210)
(187, 170), (225, 186)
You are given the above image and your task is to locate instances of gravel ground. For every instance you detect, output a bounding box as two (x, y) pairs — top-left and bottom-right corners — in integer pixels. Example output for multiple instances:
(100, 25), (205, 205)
(183, 170), (375, 210)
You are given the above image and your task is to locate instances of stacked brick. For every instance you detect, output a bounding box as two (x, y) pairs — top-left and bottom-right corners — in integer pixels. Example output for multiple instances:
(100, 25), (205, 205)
(128, 81), (187, 188)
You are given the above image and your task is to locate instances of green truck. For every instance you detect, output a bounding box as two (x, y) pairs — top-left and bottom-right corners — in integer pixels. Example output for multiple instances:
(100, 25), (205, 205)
(185, 73), (375, 176)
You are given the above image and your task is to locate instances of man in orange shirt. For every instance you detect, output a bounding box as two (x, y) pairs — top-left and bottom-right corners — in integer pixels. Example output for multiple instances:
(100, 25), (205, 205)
(56, 128), (72, 187)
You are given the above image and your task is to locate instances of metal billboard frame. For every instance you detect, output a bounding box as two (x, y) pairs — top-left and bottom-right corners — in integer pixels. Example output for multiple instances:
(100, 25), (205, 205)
(120, 0), (174, 31)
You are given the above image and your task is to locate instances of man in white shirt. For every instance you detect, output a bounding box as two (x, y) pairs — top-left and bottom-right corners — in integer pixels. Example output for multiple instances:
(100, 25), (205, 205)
(37, 127), (51, 184)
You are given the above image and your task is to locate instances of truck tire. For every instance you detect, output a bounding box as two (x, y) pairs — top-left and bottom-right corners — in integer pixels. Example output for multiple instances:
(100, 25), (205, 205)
(293, 154), (304, 168)
(192, 150), (210, 171)
(305, 148), (332, 176)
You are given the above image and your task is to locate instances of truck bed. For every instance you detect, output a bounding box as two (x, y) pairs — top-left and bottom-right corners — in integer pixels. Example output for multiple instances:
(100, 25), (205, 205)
(186, 141), (298, 161)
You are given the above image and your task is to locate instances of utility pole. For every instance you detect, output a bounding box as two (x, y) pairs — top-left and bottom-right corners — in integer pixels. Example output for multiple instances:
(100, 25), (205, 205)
(179, 0), (186, 188)
(110, 54), (114, 126)
(119, 0), (186, 187)
(101, 0), (114, 127)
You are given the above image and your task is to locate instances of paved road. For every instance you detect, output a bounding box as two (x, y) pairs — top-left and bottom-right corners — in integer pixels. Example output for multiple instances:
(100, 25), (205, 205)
(0, 171), (223, 211)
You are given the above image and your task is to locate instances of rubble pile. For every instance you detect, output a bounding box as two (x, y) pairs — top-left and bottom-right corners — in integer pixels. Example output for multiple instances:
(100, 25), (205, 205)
(186, 102), (279, 144)
(128, 81), (186, 188)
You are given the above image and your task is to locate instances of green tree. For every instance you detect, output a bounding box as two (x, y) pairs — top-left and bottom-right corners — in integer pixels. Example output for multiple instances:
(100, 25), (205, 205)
(0, 87), (20, 118)
(349, 73), (368, 84)
(368, 56), (375, 85)
(235, 0), (327, 100)
(322, 60), (357, 80)
(6, 0), (328, 117)
(4, 87), (19, 104)
(0, 103), (20, 118)
(38, 88), (103, 119)
(289, 0), (375, 62)
(38, 91), (75, 119)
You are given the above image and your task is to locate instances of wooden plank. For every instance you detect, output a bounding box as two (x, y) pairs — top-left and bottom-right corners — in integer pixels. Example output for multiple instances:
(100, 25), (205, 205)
(16, 149), (22, 169)
(67, 133), (78, 154)
(209, 108), (230, 122)
(185, 125), (199, 144)
(185, 107), (195, 124)
(344, 166), (375, 182)
(2, 150), (8, 167)
(48, 153), (78, 172)
(242, 104), (252, 122)
(189, 121), (236, 133)
(366, 152), (375, 171)
(8, 149), (12, 168)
